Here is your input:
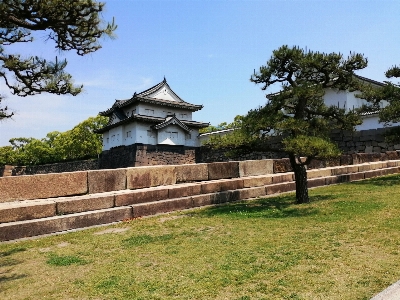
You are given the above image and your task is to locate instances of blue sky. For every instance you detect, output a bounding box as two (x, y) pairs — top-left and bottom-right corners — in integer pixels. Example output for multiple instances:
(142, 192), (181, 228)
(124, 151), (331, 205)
(1, 0), (399, 146)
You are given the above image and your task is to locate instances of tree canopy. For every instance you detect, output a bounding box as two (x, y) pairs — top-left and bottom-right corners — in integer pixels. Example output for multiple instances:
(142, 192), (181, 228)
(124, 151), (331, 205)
(0, 115), (108, 166)
(208, 45), (368, 203)
(0, 0), (116, 117)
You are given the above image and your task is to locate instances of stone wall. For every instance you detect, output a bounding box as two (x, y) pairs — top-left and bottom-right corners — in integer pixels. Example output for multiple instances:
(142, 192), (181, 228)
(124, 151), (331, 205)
(99, 144), (196, 169)
(198, 127), (400, 163)
(3, 127), (400, 176)
(2, 157), (400, 204)
(0, 160), (99, 177)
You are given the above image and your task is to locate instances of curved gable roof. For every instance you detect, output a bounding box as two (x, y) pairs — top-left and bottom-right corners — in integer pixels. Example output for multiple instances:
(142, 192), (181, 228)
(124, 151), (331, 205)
(99, 78), (203, 116)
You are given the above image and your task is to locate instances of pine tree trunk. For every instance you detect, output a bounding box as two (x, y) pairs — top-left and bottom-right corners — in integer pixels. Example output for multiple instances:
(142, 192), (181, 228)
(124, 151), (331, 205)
(289, 154), (310, 204)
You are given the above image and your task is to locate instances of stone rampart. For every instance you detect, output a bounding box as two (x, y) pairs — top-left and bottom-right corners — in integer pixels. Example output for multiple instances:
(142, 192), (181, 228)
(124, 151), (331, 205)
(3, 159), (99, 177)
(198, 127), (400, 163)
(99, 144), (196, 169)
(1, 154), (400, 203)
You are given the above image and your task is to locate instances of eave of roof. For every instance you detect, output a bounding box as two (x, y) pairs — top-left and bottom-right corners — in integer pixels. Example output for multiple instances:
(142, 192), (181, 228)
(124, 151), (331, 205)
(153, 115), (191, 132)
(99, 78), (204, 116)
(99, 96), (203, 116)
(95, 114), (209, 133)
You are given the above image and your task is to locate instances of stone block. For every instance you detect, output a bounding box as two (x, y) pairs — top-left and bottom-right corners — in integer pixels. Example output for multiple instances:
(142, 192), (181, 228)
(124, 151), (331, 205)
(349, 172), (365, 181)
(242, 175), (273, 188)
(0, 207), (132, 241)
(0, 171), (87, 203)
(219, 178), (244, 191)
(346, 165), (360, 173)
(238, 159), (274, 177)
(115, 187), (169, 206)
(238, 186), (266, 200)
(307, 178), (326, 188)
(55, 194), (115, 215)
(358, 164), (372, 172)
(175, 163), (208, 182)
(192, 194), (213, 207)
(340, 155), (353, 166)
(273, 159), (292, 173)
(207, 162), (239, 180)
(387, 167), (400, 175)
(0, 199), (56, 223)
(272, 173), (294, 184)
(266, 182), (296, 195)
(211, 190), (240, 204)
(201, 181), (222, 194)
(325, 176), (341, 185)
(168, 183), (202, 199)
(388, 160), (400, 167)
(126, 165), (176, 189)
(88, 169), (126, 194)
(329, 166), (349, 176)
(364, 170), (383, 179)
(384, 151), (398, 160)
(132, 197), (193, 217)
(307, 159), (326, 170)
(307, 169), (332, 179)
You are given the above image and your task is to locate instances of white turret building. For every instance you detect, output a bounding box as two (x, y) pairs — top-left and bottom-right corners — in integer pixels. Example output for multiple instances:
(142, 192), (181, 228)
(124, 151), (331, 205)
(97, 78), (209, 151)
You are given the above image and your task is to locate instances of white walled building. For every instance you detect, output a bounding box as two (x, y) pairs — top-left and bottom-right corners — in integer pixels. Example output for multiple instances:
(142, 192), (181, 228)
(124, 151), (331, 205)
(324, 75), (387, 131)
(97, 78), (209, 151)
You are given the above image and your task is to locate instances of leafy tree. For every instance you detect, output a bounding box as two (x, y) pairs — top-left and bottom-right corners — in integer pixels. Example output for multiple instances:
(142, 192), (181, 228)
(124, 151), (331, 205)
(0, 97), (13, 120)
(211, 46), (367, 204)
(199, 118), (240, 134)
(0, 145), (14, 165)
(0, 115), (108, 166)
(0, 0), (116, 117)
(53, 116), (107, 161)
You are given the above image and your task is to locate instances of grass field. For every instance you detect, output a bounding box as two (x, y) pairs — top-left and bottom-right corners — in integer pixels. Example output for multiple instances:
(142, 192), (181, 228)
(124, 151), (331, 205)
(1, 174), (400, 299)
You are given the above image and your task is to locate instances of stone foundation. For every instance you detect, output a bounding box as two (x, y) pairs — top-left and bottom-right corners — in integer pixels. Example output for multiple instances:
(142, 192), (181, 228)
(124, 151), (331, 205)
(99, 144), (197, 169)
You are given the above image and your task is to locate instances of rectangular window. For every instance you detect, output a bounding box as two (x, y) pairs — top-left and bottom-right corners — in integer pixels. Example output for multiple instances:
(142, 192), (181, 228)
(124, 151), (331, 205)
(180, 113), (187, 119)
(106, 138), (109, 143)
(166, 131), (178, 140)
(145, 109), (154, 116)
(126, 131), (131, 138)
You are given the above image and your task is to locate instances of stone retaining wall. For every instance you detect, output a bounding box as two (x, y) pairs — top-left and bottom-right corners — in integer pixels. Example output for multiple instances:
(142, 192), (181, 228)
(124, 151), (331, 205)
(0, 159), (99, 177)
(1, 154), (400, 203)
(99, 144), (197, 169)
(198, 127), (400, 163)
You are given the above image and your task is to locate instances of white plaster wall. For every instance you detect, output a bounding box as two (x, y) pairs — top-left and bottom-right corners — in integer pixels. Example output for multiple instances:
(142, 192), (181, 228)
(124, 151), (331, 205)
(157, 125), (186, 145)
(107, 127), (124, 149)
(102, 132), (110, 151)
(123, 123), (136, 146)
(185, 128), (200, 147)
(134, 122), (153, 144)
(135, 103), (193, 120)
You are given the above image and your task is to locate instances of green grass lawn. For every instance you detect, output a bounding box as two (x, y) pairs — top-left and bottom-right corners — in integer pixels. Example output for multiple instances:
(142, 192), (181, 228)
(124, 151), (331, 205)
(1, 175), (400, 299)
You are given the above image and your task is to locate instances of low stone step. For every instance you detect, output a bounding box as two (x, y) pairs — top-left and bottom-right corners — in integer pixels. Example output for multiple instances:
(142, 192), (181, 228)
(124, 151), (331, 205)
(1, 165), (399, 241)
(0, 206), (132, 242)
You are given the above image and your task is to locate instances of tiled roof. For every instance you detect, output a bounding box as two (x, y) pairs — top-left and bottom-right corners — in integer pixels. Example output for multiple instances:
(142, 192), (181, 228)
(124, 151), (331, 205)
(99, 79), (203, 116)
(153, 114), (191, 132)
(95, 114), (209, 134)
(353, 74), (385, 87)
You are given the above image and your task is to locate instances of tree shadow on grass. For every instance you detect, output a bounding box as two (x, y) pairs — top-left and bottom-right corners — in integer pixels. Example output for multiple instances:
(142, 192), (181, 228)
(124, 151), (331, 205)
(197, 194), (335, 219)
(0, 247), (28, 286)
(350, 174), (400, 187)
